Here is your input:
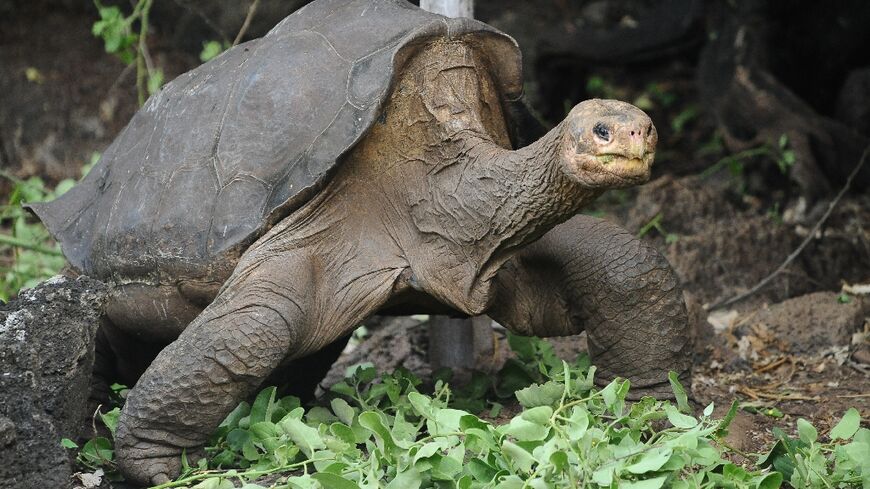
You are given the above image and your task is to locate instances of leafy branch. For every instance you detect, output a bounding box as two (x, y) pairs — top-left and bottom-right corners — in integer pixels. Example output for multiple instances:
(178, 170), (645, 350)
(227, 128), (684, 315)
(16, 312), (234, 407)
(92, 0), (162, 105)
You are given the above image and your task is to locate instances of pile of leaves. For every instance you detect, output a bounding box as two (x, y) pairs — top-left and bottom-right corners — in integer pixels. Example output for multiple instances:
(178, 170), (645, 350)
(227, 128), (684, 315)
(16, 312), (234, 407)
(65, 335), (868, 488)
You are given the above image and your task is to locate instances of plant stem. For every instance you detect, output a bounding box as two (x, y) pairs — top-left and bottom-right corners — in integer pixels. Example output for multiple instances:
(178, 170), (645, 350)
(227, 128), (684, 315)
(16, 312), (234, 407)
(0, 233), (63, 256)
(149, 459), (312, 489)
(699, 146), (772, 179)
(233, 0), (260, 46)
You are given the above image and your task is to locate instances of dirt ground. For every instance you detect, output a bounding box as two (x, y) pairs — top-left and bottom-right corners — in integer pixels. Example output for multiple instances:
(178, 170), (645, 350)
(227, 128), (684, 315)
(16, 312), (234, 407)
(2, 0), (868, 468)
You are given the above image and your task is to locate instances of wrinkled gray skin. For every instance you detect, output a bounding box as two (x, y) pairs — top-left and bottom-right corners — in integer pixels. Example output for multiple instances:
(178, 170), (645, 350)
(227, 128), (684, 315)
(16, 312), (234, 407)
(29, 0), (690, 484)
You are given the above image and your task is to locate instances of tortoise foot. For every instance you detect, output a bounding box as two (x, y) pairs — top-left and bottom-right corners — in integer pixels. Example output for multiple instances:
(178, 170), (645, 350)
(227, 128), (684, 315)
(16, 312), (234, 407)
(115, 434), (204, 486)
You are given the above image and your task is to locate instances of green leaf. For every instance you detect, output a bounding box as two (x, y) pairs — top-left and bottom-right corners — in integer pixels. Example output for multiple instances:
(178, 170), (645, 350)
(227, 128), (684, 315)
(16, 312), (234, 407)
(702, 402), (714, 417)
(358, 411), (396, 453)
(431, 408), (467, 435)
(60, 438), (78, 449)
(592, 466), (614, 486)
(566, 405), (589, 438)
(754, 472), (783, 489)
(250, 386), (277, 424)
(716, 400), (739, 437)
(520, 406), (553, 425)
(192, 478), (235, 489)
(99, 407), (120, 437)
(408, 391), (432, 417)
(844, 440), (869, 466)
(515, 381), (563, 408)
(330, 381), (355, 398)
(829, 408), (860, 440)
(467, 459), (497, 482)
(501, 440), (535, 473)
(796, 418), (817, 444)
(506, 333), (537, 361)
(626, 447), (673, 474)
(668, 371), (690, 413)
(286, 474), (318, 489)
(249, 421), (278, 442)
(330, 398), (355, 426)
(503, 416), (549, 441)
(147, 69), (164, 96)
(200, 40), (225, 62)
(385, 467), (422, 489)
(665, 405), (698, 429)
(279, 417), (325, 457)
(621, 475), (668, 489)
(78, 437), (114, 467)
(600, 380), (619, 408)
(311, 473), (361, 489)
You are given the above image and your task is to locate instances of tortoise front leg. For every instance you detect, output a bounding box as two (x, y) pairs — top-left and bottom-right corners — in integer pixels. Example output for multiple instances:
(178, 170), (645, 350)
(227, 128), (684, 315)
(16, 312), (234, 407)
(488, 214), (691, 398)
(115, 253), (314, 485)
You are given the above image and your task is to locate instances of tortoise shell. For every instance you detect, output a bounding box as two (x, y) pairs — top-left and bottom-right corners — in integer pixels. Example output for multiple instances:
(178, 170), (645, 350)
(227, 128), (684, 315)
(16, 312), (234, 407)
(27, 0), (522, 284)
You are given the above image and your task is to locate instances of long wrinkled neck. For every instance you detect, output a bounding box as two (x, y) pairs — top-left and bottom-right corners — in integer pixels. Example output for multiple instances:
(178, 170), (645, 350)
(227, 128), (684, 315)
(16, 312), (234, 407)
(423, 123), (599, 266)
(400, 122), (600, 314)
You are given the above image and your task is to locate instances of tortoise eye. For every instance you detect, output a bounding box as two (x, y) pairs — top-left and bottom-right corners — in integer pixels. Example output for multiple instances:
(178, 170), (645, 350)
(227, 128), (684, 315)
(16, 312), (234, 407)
(593, 122), (611, 142)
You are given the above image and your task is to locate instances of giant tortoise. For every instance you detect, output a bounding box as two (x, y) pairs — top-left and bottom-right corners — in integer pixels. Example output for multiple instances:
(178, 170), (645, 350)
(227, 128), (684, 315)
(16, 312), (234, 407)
(29, 0), (690, 483)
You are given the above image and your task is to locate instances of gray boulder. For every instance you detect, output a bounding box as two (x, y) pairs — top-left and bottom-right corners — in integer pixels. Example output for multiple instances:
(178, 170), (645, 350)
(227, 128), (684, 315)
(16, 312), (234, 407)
(0, 276), (106, 489)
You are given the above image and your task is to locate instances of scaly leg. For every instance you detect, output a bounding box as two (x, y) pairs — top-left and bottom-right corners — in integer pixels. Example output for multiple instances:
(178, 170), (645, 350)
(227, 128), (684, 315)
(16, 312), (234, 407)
(488, 214), (691, 398)
(114, 251), (313, 485)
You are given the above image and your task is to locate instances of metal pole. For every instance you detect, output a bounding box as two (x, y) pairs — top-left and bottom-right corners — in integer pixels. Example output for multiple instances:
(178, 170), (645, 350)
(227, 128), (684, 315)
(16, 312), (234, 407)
(419, 0), (473, 18)
(418, 0), (495, 377)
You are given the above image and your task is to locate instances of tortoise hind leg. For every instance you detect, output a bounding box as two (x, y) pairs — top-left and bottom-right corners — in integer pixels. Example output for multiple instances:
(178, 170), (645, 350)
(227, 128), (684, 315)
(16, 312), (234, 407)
(114, 254), (309, 485)
(113, 243), (400, 485)
(488, 214), (691, 398)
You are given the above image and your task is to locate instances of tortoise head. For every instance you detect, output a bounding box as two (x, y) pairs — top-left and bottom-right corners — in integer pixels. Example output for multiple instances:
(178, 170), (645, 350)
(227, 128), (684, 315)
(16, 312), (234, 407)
(560, 99), (657, 188)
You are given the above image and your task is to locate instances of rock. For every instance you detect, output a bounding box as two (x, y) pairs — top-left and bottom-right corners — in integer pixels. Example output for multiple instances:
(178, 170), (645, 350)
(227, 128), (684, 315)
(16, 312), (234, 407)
(0, 276), (107, 489)
(738, 292), (866, 354)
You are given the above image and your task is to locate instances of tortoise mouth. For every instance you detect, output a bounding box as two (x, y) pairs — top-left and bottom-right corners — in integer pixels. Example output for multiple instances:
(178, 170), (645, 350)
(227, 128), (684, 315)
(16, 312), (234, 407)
(596, 152), (652, 171)
(564, 151), (654, 188)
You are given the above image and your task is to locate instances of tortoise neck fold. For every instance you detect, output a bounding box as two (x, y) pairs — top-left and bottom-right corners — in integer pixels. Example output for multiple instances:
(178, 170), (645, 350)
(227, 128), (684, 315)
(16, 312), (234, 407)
(435, 123), (600, 277)
(396, 123), (600, 315)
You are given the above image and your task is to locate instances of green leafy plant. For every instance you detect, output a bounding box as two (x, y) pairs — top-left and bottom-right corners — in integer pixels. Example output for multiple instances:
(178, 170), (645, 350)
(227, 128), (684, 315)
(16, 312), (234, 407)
(0, 175), (65, 300)
(200, 40), (230, 62)
(700, 133), (797, 192)
(671, 105), (699, 134)
(637, 213), (679, 244)
(0, 155), (97, 301)
(61, 407), (121, 475)
(92, 0), (162, 105)
(759, 408), (868, 488)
